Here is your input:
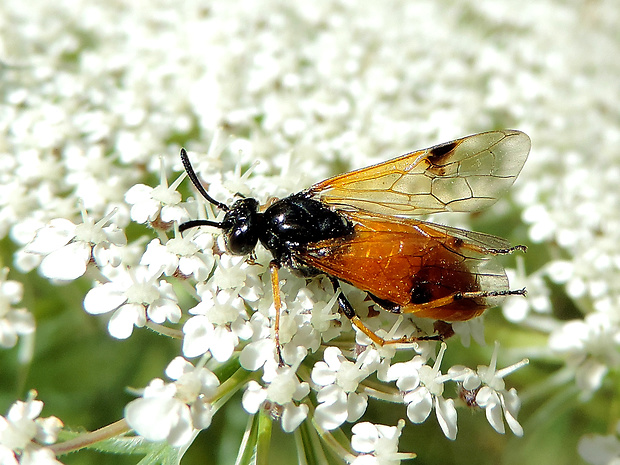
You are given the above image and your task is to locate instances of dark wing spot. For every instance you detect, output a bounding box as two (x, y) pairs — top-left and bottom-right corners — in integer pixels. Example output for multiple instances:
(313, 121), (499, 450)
(410, 282), (434, 304)
(427, 141), (458, 166)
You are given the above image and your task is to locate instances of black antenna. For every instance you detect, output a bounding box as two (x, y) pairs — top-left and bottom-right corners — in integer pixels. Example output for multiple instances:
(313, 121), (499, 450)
(179, 218), (224, 233)
(180, 148), (229, 212)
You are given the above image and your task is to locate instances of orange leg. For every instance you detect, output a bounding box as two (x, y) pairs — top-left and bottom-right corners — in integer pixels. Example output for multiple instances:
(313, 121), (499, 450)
(399, 288), (527, 314)
(331, 278), (525, 347)
(269, 260), (285, 365)
(330, 278), (443, 347)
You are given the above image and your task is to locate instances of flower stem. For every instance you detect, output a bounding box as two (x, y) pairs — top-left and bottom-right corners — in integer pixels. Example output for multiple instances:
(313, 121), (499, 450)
(49, 419), (131, 455)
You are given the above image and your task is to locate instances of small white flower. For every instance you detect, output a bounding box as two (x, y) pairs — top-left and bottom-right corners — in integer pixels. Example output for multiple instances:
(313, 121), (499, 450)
(475, 386), (523, 437)
(140, 232), (214, 281)
(503, 264), (551, 323)
(125, 379), (192, 447)
(211, 254), (251, 290)
(350, 420), (416, 465)
(0, 181), (37, 241)
(24, 209), (126, 281)
(125, 357), (219, 447)
(0, 391), (63, 465)
(449, 341), (528, 436)
(241, 351), (310, 432)
(307, 289), (341, 342)
(239, 313), (278, 371)
(451, 318), (486, 348)
(0, 268), (35, 348)
(182, 285), (251, 361)
(124, 159), (188, 228)
(386, 344), (457, 440)
(165, 357), (220, 429)
(311, 346), (379, 431)
(549, 313), (620, 393)
(83, 265), (180, 339)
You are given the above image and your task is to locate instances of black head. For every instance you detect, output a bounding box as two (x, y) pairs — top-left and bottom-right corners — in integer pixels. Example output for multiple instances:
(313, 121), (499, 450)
(178, 148), (260, 255)
(220, 198), (260, 255)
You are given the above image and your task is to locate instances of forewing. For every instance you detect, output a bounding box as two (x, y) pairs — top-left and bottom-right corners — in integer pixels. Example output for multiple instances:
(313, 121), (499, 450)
(309, 130), (530, 216)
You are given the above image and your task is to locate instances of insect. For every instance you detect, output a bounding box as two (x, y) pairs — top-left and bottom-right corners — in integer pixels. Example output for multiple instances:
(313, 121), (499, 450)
(179, 130), (530, 356)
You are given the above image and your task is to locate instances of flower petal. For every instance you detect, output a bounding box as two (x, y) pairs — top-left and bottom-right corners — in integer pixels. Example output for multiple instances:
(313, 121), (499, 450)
(351, 422), (379, 453)
(166, 404), (195, 447)
(40, 242), (90, 280)
(125, 396), (178, 442)
(435, 397), (458, 440)
(311, 361), (337, 386)
(405, 388), (432, 423)
(281, 403), (308, 433)
(182, 316), (213, 358)
(242, 381), (267, 414)
(346, 392), (368, 422)
(108, 304), (145, 339)
(209, 326), (236, 362)
(25, 219), (76, 254)
(84, 283), (127, 315)
(315, 394), (348, 431)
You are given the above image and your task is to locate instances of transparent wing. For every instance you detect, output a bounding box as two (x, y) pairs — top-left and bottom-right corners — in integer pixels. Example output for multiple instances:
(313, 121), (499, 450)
(308, 130), (530, 216)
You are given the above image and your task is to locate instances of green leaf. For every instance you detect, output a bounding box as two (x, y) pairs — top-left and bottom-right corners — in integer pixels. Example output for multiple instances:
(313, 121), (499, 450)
(135, 440), (187, 465)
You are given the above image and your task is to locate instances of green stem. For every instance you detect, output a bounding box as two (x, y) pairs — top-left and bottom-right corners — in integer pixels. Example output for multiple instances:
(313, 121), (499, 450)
(49, 419), (131, 456)
(256, 409), (273, 465)
(145, 320), (183, 339)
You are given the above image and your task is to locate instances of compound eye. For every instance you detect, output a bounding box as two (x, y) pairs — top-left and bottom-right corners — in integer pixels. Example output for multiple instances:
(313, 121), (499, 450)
(222, 197), (260, 256)
(226, 223), (258, 255)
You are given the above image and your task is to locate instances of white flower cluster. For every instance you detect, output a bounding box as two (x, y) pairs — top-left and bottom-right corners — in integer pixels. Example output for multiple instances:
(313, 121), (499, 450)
(0, 392), (63, 465)
(8, 141), (527, 459)
(1, 0), (619, 462)
(125, 357), (219, 447)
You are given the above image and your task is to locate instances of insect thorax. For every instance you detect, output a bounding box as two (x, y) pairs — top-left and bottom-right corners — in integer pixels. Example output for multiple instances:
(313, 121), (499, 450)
(259, 193), (353, 268)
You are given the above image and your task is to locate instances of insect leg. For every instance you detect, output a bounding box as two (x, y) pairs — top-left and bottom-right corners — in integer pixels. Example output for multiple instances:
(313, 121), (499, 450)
(269, 260), (285, 366)
(329, 278), (391, 346)
(330, 278), (447, 346)
(402, 287), (527, 314)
